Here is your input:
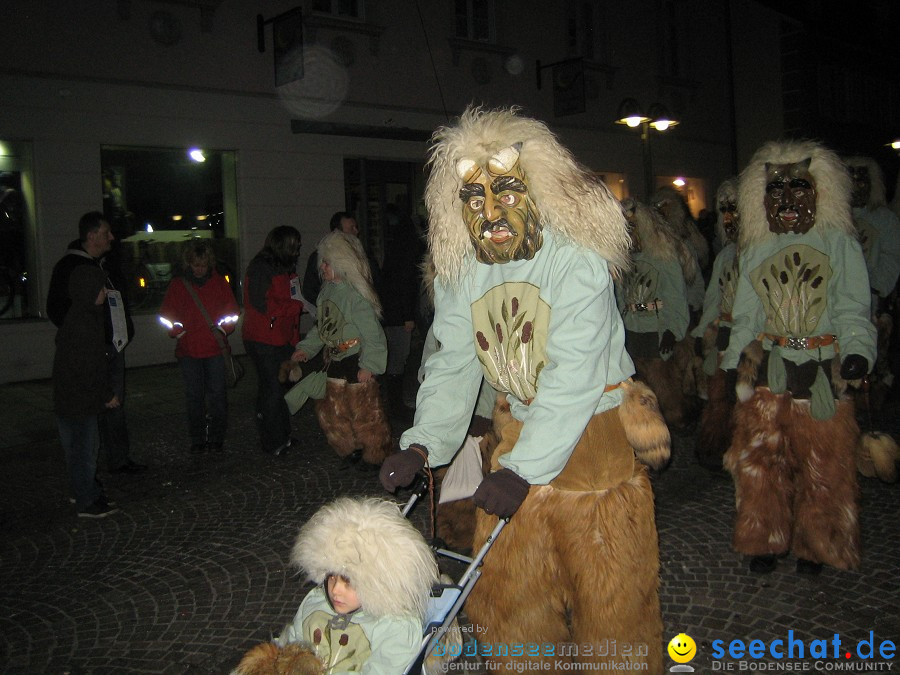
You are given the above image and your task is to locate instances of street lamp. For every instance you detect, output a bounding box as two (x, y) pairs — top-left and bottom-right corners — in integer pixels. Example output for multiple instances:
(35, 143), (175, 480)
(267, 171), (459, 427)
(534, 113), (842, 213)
(615, 99), (679, 199)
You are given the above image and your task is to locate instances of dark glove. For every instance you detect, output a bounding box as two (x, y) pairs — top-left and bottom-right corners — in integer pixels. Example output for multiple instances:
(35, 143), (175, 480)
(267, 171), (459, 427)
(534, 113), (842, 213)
(379, 445), (426, 493)
(840, 354), (868, 380)
(659, 330), (676, 355)
(472, 468), (530, 518)
(724, 368), (738, 404)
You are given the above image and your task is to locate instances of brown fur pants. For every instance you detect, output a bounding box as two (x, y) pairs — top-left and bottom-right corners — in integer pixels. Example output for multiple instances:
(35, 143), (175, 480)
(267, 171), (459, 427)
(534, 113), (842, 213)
(634, 356), (690, 428)
(466, 413), (663, 673)
(724, 388), (860, 569)
(314, 378), (391, 465)
(696, 367), (734, 470)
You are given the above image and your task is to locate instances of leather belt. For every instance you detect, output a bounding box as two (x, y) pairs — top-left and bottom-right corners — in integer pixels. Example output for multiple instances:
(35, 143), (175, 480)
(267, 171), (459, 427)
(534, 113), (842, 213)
(626, 301), (663, 312)
(524, 381), (621, 406)
(328, 337), (360, 355)
(760, 333), (836, 350)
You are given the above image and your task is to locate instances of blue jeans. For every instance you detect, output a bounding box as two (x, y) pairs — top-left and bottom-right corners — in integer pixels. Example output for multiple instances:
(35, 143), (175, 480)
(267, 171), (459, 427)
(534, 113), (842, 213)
(244, 340), (294, 453)
(57, 415), (102, 510)
(178, 354), (227, 445)
(99, 347), (132, 470)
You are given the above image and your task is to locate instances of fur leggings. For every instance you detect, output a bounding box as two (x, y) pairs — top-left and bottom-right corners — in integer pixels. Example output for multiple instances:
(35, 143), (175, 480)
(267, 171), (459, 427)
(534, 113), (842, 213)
(724, 387), (860, 569)
(314, 378), (392, 465)
(467, 463), (662, 671)
(634, 356), (689, 428)
(696, 367), (734, 469)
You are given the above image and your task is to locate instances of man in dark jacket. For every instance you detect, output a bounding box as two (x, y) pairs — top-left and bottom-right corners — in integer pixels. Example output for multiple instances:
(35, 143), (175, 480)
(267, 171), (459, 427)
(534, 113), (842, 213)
(46, 211), (146, 474)
(53, 265), (121, 517)
(301, 212), (381, 308)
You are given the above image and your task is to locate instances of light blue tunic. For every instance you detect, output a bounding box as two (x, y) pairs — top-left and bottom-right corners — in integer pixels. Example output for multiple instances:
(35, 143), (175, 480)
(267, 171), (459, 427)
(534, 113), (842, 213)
(400, 229), (635, 485)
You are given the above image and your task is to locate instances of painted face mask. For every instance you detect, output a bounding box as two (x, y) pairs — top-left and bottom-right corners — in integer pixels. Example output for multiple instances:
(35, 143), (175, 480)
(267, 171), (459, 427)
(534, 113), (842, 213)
(717, 195), (739, 243)
(848, 165), (870, 209)
(457, 144), (543, 264)
(763, 159), (816, 235)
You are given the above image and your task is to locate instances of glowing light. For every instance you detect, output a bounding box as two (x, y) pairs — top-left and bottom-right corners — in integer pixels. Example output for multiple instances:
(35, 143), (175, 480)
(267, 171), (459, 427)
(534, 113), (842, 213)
(172, 214), (183, 221)
(145, 223), (154, 233)
(189, 148), (206, 162)
(139, 277), (147, 288)
(673, 178), (686, 187)
(652, 120), (670, 131)
(892, 140), (900, 150)
(196, 214), (207, 221)
(224, 274), (231, 283)
(623, 116), (643, 128)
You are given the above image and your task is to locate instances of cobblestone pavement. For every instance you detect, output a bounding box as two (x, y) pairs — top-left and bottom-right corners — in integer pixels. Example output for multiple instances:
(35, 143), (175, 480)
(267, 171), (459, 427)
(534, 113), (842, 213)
(1, 359), (898, 674)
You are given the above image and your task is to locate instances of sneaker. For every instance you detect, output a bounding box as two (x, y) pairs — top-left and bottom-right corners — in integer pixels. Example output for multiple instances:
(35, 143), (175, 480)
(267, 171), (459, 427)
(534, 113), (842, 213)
(70, 496), (117, 507)
(110, 460), (148, 474)
(269, 437), (298, 457)
(796, 558), (823, 576)
(78, 498), (120, 518)
(749, 554), (777, 574)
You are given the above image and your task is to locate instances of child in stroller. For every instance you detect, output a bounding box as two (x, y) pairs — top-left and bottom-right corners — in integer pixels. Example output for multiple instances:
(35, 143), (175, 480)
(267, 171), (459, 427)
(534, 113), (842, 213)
(231, 496), (439, 674)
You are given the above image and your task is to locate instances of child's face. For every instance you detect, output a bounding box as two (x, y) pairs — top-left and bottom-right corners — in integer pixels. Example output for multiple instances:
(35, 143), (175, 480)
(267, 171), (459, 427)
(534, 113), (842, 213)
(326, 574), (361, 614)
(320, 261), (336, 282)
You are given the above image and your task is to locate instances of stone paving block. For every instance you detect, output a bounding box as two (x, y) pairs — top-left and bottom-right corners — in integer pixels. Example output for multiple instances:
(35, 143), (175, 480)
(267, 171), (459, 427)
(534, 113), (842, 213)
(2, 364), (900, 672)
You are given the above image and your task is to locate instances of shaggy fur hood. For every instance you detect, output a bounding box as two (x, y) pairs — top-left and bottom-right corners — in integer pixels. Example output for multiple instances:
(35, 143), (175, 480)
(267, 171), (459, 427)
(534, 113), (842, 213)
(316, 231), (382, 318)
(843, 155), (887, 210)
(738, 139), (854, 249)
(424, 106), (631, 285)
(290, 497), (439, 620)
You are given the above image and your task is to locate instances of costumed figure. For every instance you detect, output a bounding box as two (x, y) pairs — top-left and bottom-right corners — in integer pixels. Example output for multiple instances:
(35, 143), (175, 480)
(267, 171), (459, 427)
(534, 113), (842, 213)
(232, 497), (440, 675)
(618, 197), (693, 433)
(844, 155), (900, 406)
(291, 231), (391, 469)
(652, 184), (710, 311)
(380, 106), (668, 672)
(721, 140), (876, 576)
(691, 178), (741, 469)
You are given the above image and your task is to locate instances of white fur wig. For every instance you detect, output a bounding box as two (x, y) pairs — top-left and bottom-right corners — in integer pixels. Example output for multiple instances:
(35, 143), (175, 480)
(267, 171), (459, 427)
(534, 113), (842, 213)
(738, 139), (854, 249)
(714, 177), (739, 246)
(424, 105), (631, 285)
(291, 497), (439, 620)
(316, 231), (382, 318)
(651, 185), (710, 269)
(843, 155), (887, 209)
(623, 197), (698, 285)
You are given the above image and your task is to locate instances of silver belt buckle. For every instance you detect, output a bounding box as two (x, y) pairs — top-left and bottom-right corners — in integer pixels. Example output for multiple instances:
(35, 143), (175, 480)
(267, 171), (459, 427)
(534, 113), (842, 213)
(785, 336), (807, 350)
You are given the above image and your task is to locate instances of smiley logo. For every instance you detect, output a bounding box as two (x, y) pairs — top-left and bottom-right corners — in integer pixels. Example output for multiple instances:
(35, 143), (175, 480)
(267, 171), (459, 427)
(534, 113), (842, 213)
(667, 633), (697, 663)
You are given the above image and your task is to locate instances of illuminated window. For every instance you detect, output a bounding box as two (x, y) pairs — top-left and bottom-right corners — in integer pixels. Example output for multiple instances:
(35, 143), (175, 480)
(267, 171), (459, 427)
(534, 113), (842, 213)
(100, 146), (240, 313)
(0, 140), (36, 320)
(312, 0), (364, 19)
(455, 0), (495, 42)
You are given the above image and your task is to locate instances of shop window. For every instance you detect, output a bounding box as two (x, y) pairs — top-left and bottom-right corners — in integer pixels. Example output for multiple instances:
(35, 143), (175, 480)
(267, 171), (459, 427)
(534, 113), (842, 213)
(0, 140), (37, 320)
(100, 146), (240, 313)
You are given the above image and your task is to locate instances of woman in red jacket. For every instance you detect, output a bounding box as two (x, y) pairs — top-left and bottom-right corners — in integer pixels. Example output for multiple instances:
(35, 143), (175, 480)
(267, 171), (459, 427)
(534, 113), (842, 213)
(241, 226), (304, 455)
(159, 242), (240, 453)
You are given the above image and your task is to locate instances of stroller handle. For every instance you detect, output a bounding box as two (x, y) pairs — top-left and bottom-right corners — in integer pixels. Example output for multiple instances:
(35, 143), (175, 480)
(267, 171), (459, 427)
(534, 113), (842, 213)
(400, 472), (431, 517)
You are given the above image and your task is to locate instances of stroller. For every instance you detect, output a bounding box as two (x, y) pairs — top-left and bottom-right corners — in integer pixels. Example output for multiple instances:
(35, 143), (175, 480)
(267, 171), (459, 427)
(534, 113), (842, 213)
(399, 475), (507, 675)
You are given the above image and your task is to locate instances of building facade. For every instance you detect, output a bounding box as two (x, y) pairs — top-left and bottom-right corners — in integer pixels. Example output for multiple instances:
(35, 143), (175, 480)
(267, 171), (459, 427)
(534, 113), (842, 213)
(0, 0), (787, 382)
